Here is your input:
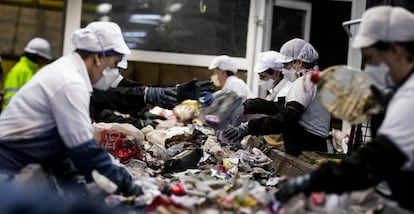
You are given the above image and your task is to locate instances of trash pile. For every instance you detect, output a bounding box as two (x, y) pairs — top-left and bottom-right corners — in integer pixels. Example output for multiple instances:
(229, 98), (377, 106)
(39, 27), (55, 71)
(92, 118), (282, 213)
(90, 93), (387, 213)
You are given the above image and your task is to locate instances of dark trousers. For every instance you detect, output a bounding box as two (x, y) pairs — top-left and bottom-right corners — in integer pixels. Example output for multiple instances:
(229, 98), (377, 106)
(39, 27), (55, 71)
(282, 123), (327, 157)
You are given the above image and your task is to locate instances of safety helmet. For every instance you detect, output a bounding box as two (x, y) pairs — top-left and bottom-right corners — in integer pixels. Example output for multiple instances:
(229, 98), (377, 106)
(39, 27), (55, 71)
(24, 37), (52, 60)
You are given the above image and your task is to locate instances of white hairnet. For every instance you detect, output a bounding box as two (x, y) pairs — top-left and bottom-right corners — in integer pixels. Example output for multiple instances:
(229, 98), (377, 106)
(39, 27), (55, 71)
(280, 38), (307, 62)
(297, 43), (319, 63)
(280, 38), (318, 63)
(71, 21), (130, 55)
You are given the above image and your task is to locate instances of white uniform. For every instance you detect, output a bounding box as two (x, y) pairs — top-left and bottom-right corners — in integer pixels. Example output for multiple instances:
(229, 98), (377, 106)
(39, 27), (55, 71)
(378, 74), (414, 170)
(266, 79), (293, 102)
(286, 75), (331, 138)
(222, 75), (253, 99)
(0, 52), (93, 148)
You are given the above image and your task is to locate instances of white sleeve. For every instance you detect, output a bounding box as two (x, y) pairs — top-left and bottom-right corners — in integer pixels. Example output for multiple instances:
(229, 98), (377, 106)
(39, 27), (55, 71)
(378, 91), (414, 169)
(226, 79), (252, 99)
(50, 83), (94, 148)
(286, 77), (313, 107)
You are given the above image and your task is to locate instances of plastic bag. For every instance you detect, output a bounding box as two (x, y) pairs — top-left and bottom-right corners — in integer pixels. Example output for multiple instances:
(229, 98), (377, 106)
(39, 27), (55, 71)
(93, 122), (145, 163)
(199, 90), (244, 130)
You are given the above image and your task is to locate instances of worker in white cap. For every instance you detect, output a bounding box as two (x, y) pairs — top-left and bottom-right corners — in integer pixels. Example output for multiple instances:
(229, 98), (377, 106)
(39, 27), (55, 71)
(208, 55), (253, 99)
(254, 51), (292, 104)
(241, 51), (292, 120)
(274, 6), (414, 212)
(224, 39), (331, 157)
(0, 21), (143, 197)
(2, 37), (52, 108)
(207, 55), (253, 147)
(279, 38), (319, 82)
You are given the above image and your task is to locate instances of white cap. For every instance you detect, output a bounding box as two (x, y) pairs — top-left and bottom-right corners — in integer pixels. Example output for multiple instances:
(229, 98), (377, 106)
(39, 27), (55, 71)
(24, 37), (52, 60)
(71, 21), (130, 56)
(353, 6), (414, 48)
(254, 51), (284, 73)
(208, 55), (238, 73)
(297, 43), (319, 63)
(279, 38), (308, 63)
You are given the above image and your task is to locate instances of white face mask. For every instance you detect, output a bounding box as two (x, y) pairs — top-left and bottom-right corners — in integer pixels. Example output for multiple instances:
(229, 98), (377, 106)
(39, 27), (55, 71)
(364, 62), (394, 87)
(93, 67), (121, 91)
(282, 68), (296, 82)
(259, 79), (275, 90)
(211, 74), (221, 87)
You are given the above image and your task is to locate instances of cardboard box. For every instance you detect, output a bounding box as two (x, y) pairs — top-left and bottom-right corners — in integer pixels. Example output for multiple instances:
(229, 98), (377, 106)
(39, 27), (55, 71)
(266, 149), (317, 177)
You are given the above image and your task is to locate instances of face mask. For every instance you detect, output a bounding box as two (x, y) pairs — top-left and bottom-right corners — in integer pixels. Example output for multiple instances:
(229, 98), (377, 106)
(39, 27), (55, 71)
(93, 67), (120, 91)
(211, 74), (221, 87)
(259, 79), (275, 90)
(364, 62), (394, 87)
(282, 68), (296, 82)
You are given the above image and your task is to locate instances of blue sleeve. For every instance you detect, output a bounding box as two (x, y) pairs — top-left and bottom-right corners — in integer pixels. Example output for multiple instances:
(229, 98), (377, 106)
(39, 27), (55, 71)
(67, 139), (133, 193)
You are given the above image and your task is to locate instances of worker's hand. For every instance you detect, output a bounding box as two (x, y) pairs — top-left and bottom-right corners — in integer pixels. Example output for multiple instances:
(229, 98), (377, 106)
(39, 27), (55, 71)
(223, 123), (249, 141)
(122, 183), (144, 197)
(146, 87), (178, 109)
(274, 174), (312, 203)
(142, 111), (167, 128)
(176, 78), (214, 101)
(369, 84), (394, 107)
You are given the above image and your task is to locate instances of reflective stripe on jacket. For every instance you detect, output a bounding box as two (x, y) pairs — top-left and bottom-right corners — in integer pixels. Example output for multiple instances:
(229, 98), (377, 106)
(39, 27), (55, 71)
(2, 56), (40, 108)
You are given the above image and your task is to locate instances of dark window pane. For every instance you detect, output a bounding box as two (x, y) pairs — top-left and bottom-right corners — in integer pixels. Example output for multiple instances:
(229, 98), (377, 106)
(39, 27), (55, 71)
(82, 0), (250, 57)
(270, 6), (306, 51)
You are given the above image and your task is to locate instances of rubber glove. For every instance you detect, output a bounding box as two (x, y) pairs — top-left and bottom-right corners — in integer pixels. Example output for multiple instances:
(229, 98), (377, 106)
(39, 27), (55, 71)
(145, 87), (178, 109)
(121, 183), (144, 197)
(176, 78), (214, 101)
(274, 174), (312, 203)
(142, 111), (167, 128)
(223, 123), (249, 141)
(369, 84), (395, 108)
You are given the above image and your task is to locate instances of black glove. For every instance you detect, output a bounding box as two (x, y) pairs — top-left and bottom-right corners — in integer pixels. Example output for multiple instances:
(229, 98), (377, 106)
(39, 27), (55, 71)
(146, 87), (178, 109)
(142, 111), (167, 128)
(176, 78), (214, 101)
(120, 183), (144, 197)
(223, 123), (249, 141)
(274, 174), (312, 203)
(369, 84), (395, 108)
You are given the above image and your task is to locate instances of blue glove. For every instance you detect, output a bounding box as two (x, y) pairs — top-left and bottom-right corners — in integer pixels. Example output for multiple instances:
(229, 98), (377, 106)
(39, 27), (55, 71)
(68, 140), (140, 197)
(223, 123), (249, 141)
(274, 174), (312, 203)
(176, 78), (214, 101)
(120, 183), (143, 197)
(146, 87), (178, 109)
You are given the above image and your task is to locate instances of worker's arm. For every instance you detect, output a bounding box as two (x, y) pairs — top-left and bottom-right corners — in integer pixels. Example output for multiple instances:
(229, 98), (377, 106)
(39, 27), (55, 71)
(68, 139), (141, 196)
(247, 101), (304, 135)
(243, 98), (283, 115)
(53, 82), (142, 196)
(223, 101), (304, 141)
(91, 86), (147, 116)
(275, 135), (407, 202)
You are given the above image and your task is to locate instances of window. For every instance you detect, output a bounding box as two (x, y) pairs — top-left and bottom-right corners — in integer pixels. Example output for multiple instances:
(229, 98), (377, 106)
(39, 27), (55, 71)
(270, 0), (311, 51)
(81, 0), (250, 57)
(0, 2), (64, 59)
